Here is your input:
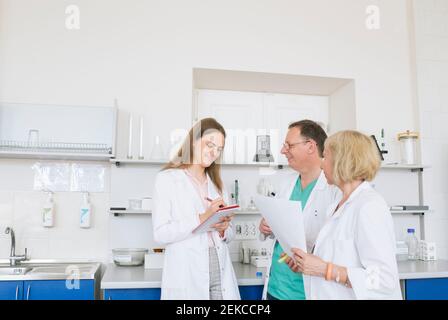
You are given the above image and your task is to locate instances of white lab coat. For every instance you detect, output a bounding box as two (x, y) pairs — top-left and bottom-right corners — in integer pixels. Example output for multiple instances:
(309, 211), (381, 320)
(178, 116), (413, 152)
(307, 181), (402, 300)
(261, 170), (341, 300)
(152, 168), (240, 300)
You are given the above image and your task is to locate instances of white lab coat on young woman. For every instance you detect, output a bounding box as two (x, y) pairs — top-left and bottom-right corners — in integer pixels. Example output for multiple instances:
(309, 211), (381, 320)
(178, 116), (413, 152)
(152, 168), (240, 300)
(306, 181), (402, 300)
(260, 171), (341, 300)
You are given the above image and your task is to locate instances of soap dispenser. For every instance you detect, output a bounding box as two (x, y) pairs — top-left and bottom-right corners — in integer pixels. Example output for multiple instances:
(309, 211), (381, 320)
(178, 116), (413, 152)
(80, 192), (91, 228)
(42, 192), (54, 227)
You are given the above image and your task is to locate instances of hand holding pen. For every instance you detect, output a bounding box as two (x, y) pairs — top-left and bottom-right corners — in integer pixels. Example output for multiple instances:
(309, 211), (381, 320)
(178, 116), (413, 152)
(199, 197), (226, 224)
(202, 197), (232, 232)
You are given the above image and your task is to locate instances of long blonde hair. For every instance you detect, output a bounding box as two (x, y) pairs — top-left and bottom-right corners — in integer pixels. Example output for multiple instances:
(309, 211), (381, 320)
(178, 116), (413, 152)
(163, 118), (226, 193)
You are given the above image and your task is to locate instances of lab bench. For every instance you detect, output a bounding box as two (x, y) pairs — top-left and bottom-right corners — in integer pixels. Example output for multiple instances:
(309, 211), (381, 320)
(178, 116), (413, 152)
(101, 260), (448, 300)
(101, 262), (265, 300)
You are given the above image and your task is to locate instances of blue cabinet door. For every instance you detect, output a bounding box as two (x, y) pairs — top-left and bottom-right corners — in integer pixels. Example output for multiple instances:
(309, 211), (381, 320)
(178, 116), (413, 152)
(104, 288), (161, 300)
(239, 285), (263, 300)
(0, 281), (23, 300)
(23, 280), (95, 300)
(406, 278), (448, 300)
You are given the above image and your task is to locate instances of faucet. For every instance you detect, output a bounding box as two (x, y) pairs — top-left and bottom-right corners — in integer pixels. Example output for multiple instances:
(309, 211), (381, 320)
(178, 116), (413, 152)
(4, 227), (28, 266)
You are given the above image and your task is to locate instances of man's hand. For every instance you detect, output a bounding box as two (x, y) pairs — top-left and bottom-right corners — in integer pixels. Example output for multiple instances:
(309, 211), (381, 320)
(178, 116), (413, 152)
(259, 218), (272, 236)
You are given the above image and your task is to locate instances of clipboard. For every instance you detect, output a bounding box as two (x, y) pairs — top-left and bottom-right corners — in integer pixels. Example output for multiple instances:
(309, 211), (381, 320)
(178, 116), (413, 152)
(192, 204), (240, 234)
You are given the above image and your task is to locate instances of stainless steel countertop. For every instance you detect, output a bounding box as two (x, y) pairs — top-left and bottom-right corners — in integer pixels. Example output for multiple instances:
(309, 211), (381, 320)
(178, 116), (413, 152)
(397, 260), (448, 279)
(101, 262), (266, 289)
(0, 261), (101, 281)
(101, 260), (448, 290)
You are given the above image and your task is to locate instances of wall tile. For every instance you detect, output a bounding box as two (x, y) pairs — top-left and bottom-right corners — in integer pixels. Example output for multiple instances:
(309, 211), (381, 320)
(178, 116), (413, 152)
(424, 218), (448, 247)
(434, 0), (448, 13)
(418, 84), (441, 113)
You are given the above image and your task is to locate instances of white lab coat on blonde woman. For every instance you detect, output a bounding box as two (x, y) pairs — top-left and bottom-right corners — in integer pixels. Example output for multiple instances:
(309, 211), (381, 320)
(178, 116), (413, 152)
(152, 168), (240, 300)
(306, 181), (402, 300)
(260, 171), (340, 300)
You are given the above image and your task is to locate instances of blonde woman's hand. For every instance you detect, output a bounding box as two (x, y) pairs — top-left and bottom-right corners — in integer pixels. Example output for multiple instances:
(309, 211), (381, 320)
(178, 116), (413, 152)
(292, 248), (327, 277)
(281, 253), (300, 273)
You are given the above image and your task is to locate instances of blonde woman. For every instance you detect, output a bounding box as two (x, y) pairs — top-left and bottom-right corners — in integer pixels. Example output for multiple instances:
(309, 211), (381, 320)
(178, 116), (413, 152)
(152, 118), (240, 300)
(285, 130), (402, 299)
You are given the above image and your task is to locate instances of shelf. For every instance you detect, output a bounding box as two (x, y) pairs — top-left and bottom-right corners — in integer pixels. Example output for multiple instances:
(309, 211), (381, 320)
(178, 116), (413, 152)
(390, 210), (430, 215)
(0, 150), (114, 161)
(109, 209), (152, 216)
(110, 158), (287, 168)
(380, 163), (429, 171)
(110, 158), (428, 171)
(108, 208), (259, 217)
(110, 159), (166, 166)
(236, 210), (261, 215)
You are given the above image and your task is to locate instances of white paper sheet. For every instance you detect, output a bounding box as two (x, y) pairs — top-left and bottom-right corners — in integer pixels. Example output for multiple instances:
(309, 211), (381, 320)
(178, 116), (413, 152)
(254, 194), (307, 258)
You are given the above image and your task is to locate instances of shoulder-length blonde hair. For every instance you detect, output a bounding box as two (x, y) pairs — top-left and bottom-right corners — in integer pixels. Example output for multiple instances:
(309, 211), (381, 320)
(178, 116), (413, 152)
(163, 118), (226, 193)
(324, 130), (380, 185)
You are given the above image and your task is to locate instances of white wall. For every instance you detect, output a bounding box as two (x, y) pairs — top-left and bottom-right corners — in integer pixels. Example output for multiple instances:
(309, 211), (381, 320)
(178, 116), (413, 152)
(0, 0), (428, 261)
(329, 81), (357, 134)
(0, 159), (110, 262)
(413, 0), (448, 259)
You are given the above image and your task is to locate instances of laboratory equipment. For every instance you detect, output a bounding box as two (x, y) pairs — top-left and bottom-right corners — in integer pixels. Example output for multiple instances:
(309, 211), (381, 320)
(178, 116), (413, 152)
(396, 241), (408, 261)
(406, 228), (419, 260)
(253, 135), (275, 162)
(419, 241), (437, 261)
(398, 131), (419, 165)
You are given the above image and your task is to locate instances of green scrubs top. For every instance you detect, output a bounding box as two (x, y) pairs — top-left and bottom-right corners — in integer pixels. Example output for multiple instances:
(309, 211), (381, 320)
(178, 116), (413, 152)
(267, 176), (318, 300)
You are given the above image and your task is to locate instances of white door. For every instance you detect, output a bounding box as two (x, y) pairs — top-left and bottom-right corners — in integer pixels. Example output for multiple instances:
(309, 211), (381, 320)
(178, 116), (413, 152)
(264, 93), (329, 165)
(196, 89), (264, 164)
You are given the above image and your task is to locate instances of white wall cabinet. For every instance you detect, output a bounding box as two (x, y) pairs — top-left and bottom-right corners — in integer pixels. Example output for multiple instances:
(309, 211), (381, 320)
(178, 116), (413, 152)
(196, 89), (329, 164)
(0, 102), (117, 161)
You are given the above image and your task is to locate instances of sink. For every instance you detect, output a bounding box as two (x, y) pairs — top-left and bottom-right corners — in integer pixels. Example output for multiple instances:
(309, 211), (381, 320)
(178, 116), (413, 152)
(0, 266), (32, 275)
(29, 264), (96, 275)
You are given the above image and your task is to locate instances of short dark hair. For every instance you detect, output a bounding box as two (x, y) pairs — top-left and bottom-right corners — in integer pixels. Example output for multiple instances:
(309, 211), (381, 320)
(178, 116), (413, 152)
(288, 120), (327, 157)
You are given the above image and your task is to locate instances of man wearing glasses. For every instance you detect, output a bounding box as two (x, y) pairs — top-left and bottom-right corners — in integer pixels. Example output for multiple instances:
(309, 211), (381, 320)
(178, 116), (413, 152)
(259, 120), (341, 300)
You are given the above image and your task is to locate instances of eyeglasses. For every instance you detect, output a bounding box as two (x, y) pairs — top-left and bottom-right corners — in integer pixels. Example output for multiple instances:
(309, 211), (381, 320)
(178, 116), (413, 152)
(205, 141), (224, 153)
(282, 140), (310, 151)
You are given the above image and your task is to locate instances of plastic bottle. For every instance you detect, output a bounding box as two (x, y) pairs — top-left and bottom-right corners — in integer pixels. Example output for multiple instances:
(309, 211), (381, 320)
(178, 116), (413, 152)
(234, 180), (239, 205)
(406, 228), (419, 260)
(42, 192), (54, 227)
(80, 192), (91, 228)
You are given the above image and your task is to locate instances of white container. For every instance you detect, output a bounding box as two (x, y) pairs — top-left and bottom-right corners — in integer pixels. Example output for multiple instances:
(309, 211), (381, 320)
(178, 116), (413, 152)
(144, 252), (165, 269)
(128, 199), (142, 210)
(112, 248), (148, 266)
(141, 197), (152, 211)
(398, 131), (419, 165)
(251, 255), (269, 268)
(80, 192), (91, 228)
(243, 247), (251, 264)
(42, 192), (54, 227)
(396, 241), (408, 261)
(419, 241), (437, 261)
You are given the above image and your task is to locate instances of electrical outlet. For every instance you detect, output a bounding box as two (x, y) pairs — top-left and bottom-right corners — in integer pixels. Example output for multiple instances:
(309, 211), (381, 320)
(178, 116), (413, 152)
(234, 220), (257, 240)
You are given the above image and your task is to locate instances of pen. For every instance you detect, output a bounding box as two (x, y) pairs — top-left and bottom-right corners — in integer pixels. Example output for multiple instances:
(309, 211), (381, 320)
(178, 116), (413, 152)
(205, 197), (224, 208)
(277, 253), (289, 264)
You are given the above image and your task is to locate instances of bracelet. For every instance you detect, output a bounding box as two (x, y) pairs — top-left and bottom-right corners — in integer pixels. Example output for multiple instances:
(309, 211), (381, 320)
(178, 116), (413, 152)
(325, 263), (334, 281)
